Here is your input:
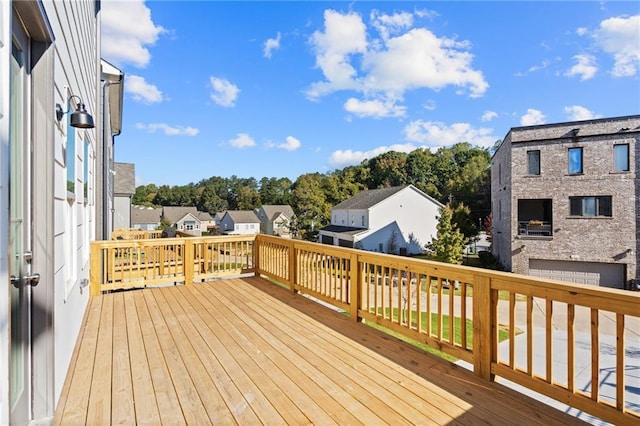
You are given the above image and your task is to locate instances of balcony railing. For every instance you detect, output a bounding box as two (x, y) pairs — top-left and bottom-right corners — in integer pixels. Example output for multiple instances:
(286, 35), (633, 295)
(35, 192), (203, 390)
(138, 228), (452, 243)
(89, 234), (640, 424)
(518, 220), (553, 237)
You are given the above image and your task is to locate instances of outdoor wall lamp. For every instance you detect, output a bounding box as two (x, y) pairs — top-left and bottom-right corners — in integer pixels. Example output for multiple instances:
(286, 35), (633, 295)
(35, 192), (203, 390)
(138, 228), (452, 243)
(56, 95), (95, 129)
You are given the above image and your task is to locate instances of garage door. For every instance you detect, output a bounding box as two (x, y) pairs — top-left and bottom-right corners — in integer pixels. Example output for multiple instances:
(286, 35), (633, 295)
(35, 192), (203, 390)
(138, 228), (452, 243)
(529, 259), (625, 289)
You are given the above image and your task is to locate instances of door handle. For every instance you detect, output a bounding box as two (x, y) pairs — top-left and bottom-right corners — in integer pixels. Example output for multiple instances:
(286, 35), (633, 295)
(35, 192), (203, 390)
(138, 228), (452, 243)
(24, 273), (40, 287)
(11, 273), (40, 287)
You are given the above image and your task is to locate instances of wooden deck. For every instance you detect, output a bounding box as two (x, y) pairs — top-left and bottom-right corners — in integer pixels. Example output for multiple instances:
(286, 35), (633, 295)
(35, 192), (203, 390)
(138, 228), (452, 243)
(54, 277), (586, 425)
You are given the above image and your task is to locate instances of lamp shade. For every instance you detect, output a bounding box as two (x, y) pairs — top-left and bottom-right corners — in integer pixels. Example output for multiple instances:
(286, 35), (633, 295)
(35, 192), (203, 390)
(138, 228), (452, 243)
(70, 103), (95, 129)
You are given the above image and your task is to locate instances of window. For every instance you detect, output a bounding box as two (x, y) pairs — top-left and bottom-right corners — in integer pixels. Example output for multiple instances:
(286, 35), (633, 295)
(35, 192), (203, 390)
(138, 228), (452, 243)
(568, 147), (583, 174)
(527, 150), (540, 175)
(361, 215), (365, 227)
(498, 164), (502, 185)
(614, 144), (629, 171)
(569, 196), (612, 217)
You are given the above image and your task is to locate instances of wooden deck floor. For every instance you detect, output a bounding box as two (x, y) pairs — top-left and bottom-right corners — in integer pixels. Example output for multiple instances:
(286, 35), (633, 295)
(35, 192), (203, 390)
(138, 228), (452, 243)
(54, 277), (586, 425)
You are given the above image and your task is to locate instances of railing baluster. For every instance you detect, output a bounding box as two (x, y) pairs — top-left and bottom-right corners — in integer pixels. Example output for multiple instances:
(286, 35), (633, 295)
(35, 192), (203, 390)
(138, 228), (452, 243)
(526, 296), (533, 376)
(546, 300), (553, 384)
(591, 308), (599, 402)
(616, 313), (625, 411)
(509, 292), (516, 369)
(568, 303), (575, 392)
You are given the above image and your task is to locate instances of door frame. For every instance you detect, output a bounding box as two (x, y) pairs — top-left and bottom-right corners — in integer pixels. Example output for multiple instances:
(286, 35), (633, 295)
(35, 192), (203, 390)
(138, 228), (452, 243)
(9, 1), (55, 423)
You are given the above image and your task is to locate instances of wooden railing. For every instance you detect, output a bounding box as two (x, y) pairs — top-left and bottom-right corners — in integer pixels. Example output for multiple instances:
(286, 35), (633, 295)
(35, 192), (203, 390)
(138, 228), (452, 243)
(110, 228), (163, 240)
(89, 234), (640, 424)
(90, 235), (254, 295)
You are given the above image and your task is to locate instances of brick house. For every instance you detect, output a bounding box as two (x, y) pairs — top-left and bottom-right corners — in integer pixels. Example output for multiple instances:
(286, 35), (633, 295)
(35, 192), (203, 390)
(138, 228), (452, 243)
(491, 115), (640, 289)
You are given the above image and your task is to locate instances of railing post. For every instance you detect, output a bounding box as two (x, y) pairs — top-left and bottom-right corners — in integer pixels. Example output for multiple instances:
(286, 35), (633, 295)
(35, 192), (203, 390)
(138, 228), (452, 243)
(89, 242), (101, 296)
(288, 240), (296, 293)
(473, 274), (495, 381)
(253, 235), (261, 277)
(184, 240), (194, 285)
(349, 252), (361, 322)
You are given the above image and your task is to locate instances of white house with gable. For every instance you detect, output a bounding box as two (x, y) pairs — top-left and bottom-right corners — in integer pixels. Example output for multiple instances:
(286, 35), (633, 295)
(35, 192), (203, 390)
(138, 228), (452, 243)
(220, 210), (261, 235)
(318, 185), (443, 255)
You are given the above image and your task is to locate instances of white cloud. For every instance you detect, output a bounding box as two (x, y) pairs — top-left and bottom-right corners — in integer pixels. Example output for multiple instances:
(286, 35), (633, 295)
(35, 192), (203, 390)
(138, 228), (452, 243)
(528, 59), (550, 73)
(481, 111), (498, 122)
(209, 76), (240, 107)
(563, 105), (602, 121)
(307, 9), (367, 98)
(229, 133), (255, 149)
(593, 14), (640, 77)
(264, 32), (282, 58)
(564, 54), (598, 81)
(101, 0), (165, 68)
(370, 10), (414, 40)
(403, 120), (496, 148)
(329, 143), (417, 167)
(277, 136), (301, 151)
(520, 109), (546, 126)
(125, 75), (163, 104)
(344, 98), (406, 118)
(136, 122), (199, 136)
(576, 27), (588, 36)
(307, 9), (488, 104)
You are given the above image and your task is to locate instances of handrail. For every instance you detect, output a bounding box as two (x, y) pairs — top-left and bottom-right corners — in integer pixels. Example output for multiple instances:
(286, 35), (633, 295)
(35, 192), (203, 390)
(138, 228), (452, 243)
(89, 233), (639, 423)
(90, 234), (255, 296)
(111, 228), (163, 240)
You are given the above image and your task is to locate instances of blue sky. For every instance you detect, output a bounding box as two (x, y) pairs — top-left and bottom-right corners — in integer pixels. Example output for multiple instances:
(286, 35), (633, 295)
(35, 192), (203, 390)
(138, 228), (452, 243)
(101, 1), (640, 187)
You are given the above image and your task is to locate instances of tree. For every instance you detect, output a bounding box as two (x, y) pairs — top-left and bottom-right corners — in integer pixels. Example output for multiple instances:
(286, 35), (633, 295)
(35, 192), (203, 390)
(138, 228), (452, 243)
(427, 205), (465, 264)
(291, 173), (330, 240)
(451, 202), (476, 242)
(366, 151), (408, 188)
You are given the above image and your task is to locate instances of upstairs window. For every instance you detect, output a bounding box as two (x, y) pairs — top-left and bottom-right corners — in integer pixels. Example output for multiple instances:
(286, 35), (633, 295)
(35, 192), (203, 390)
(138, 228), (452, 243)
(569, 196), (612, 217)
(614, 144), (629, 171)
(568, 147), (583, 174)
(527, 150), (540, 175)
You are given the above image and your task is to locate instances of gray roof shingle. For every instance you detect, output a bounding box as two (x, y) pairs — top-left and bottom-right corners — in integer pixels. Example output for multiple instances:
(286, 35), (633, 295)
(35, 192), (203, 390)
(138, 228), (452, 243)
(131, 206), (162, 224)
(333, 185), (409, 210)
(162, 206), (200, 223)
(225, 210), (260, 224)
(260, 205), (295, 221)
(114, 162), (135, 195)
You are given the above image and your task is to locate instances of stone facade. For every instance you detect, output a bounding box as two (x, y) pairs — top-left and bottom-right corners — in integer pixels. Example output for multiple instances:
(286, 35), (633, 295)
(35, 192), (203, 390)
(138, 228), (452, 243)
(491, 115), (640, 289)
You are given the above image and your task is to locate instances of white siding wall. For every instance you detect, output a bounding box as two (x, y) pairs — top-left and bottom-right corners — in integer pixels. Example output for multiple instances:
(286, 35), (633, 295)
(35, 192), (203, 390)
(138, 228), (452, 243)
(365, 187), (441, 252)
(114, 195), (131, 229)
(332, 209), (367, 227)
(47, 0), (99, 406)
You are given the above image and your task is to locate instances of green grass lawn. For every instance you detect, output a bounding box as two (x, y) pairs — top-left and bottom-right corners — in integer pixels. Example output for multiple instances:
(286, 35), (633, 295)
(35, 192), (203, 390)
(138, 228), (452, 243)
(367, 308), (513, 362)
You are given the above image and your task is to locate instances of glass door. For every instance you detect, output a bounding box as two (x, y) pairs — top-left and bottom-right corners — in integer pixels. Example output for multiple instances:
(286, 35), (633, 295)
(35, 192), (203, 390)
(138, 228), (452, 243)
(9, 13), (31, 425)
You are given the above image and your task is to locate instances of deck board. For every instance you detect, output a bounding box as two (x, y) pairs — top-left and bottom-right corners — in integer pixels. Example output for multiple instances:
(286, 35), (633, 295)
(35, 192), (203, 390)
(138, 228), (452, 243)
(55, 277), (587, 425)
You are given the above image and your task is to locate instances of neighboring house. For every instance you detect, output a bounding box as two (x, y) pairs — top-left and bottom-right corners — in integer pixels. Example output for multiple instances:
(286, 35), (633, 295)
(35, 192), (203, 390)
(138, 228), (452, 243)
(113, 162), (135, 229)
(161, 206), (205, 236)
(256, 205), (295, 237)
(318, 185), (443, 255)
(197, 211), (216, 234)
(131, 206), (162, 230)
(219, 210), (261, 235)
(491, 115), (640, 290)
(1, 1), (113, 423)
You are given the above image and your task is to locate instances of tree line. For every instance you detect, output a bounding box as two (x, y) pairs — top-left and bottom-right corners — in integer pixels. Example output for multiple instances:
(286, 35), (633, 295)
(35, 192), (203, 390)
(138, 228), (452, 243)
(133, 142), (491, 241)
